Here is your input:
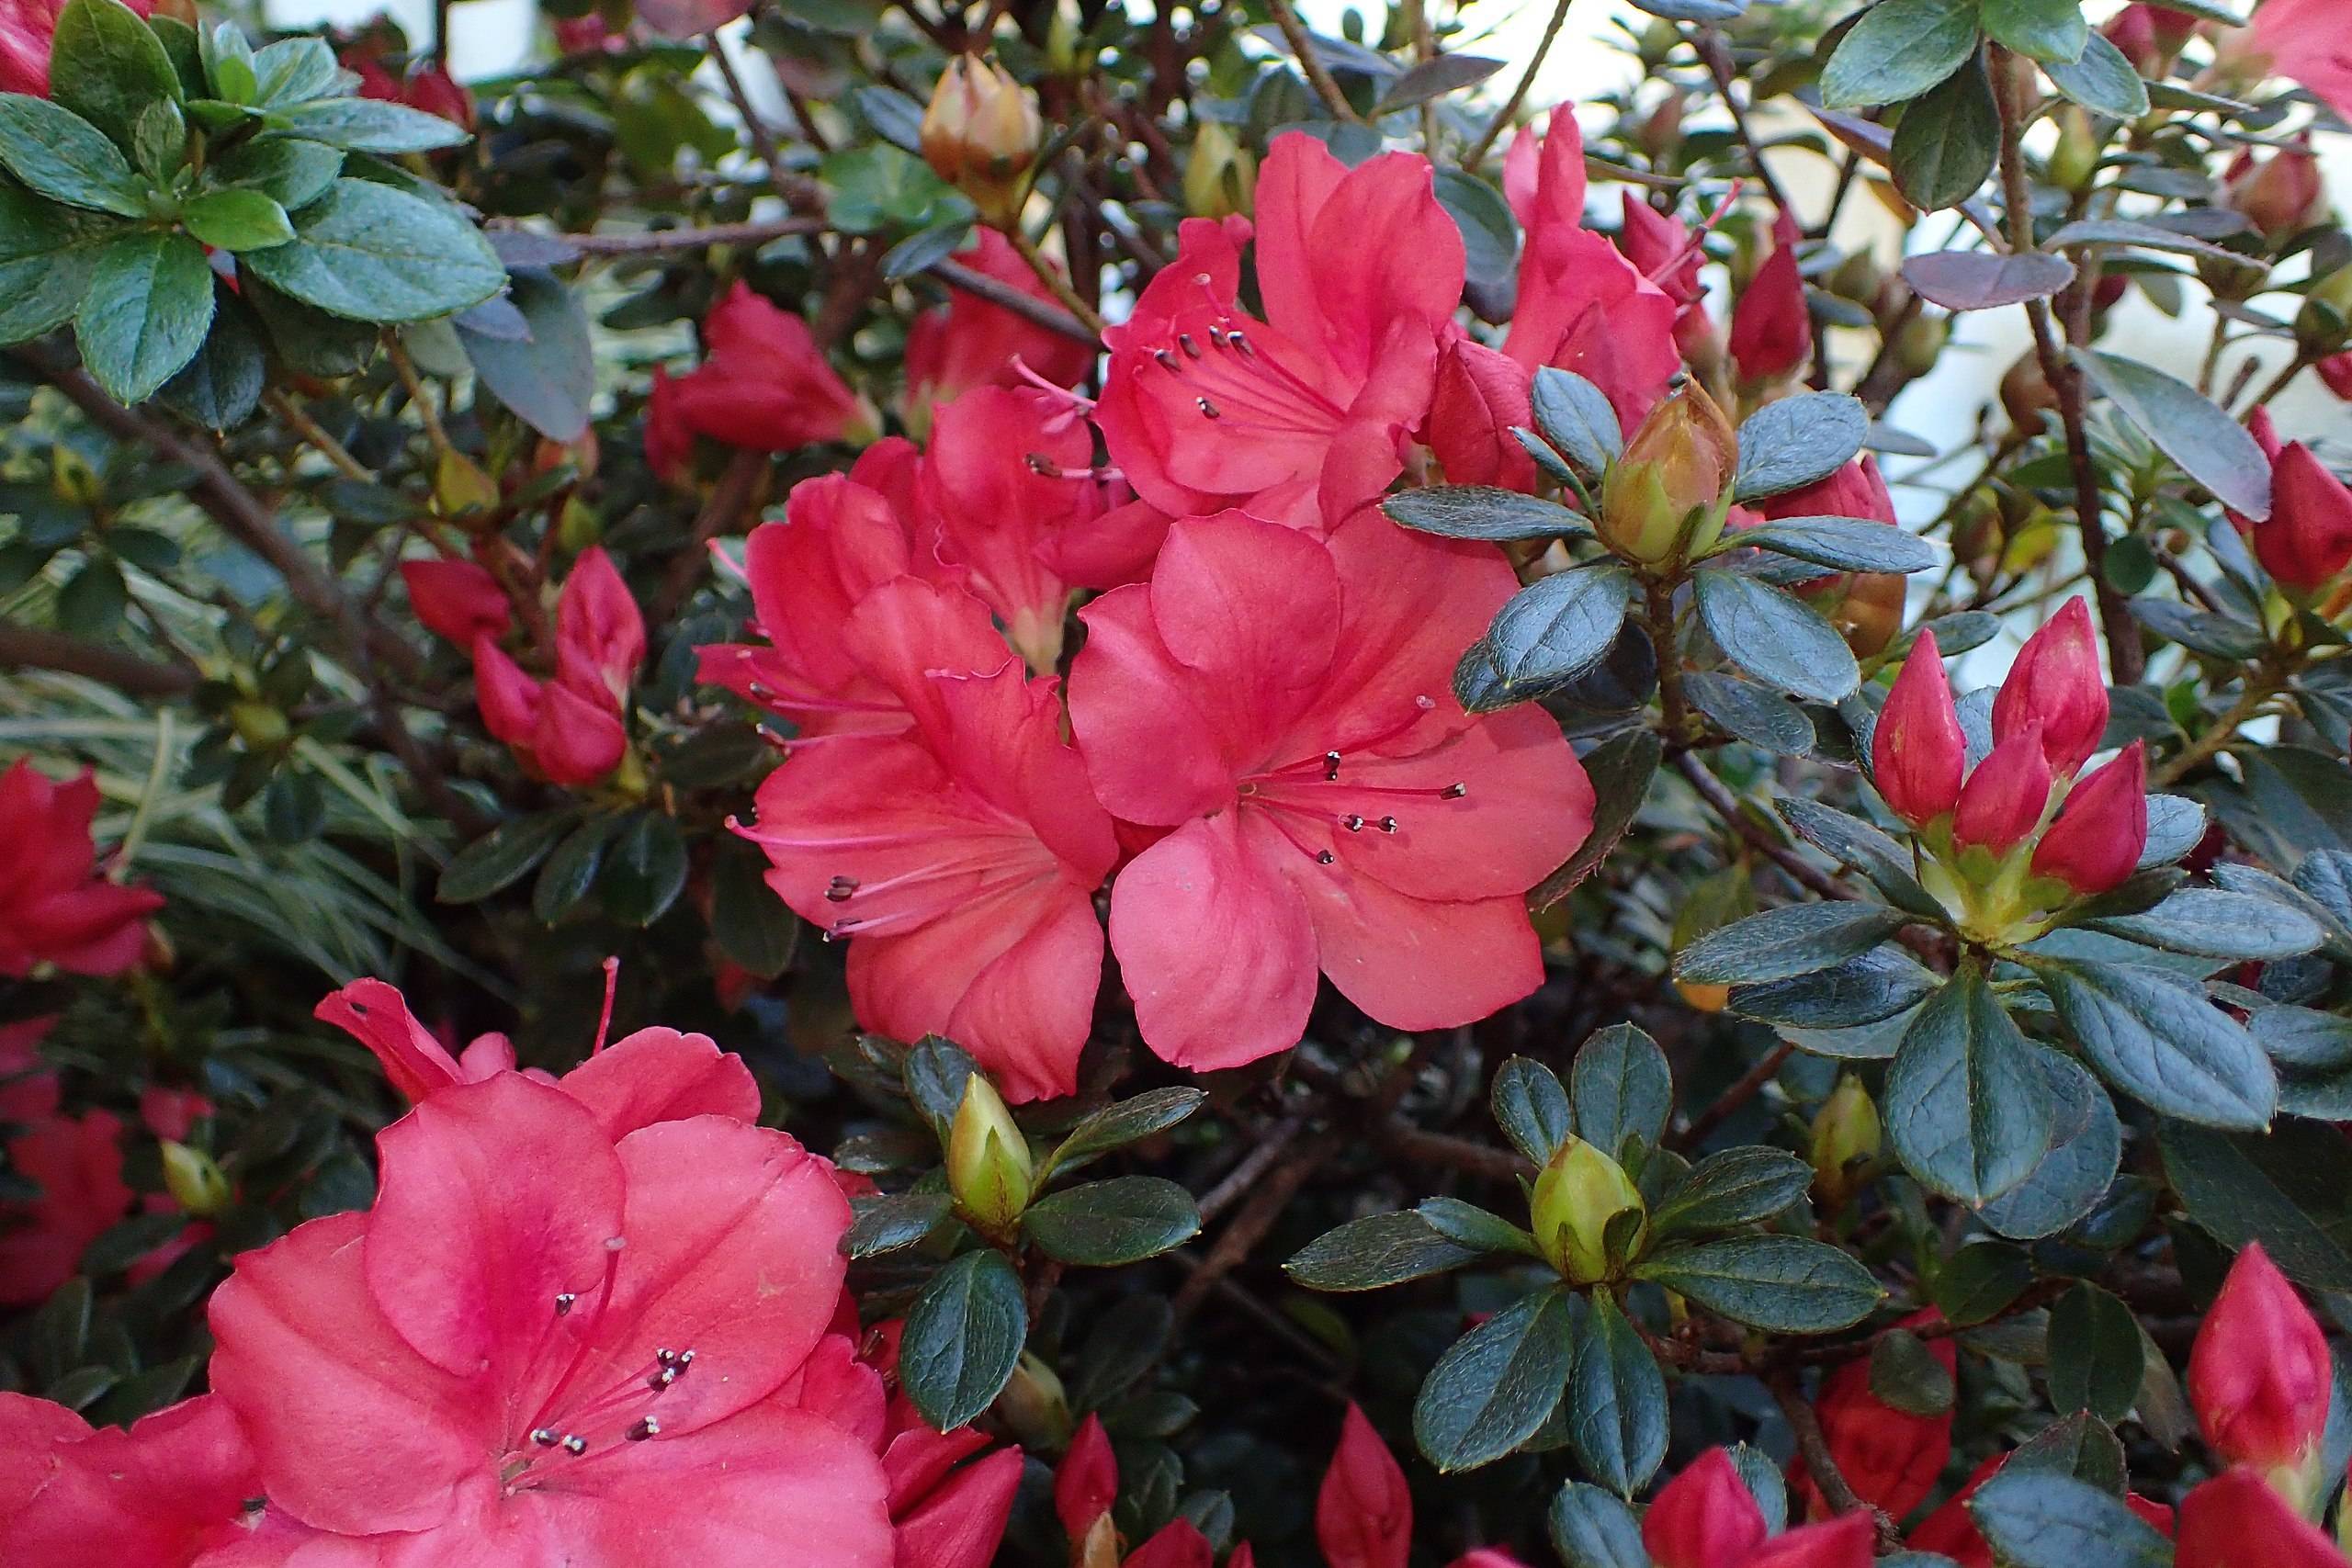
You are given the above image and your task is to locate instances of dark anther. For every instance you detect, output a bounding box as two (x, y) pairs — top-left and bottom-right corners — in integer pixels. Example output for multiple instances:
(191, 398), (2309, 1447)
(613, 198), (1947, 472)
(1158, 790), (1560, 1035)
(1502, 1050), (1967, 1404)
(554, 1292), (575, 1314)
(1024, 453), (1059, 476)
(1316, 850), (1336, 865)
(1229, 331), (1254, 356)
(1341, 814), (1365, 832)
(1178, 333), (1202, 358)
(677, 1349), (695, 1365)
(1196, 397), (1220, 419)
(347, 1000), (369, 1016)
(656, 1348), (678, 1365)
(561, 1435), (587, 1456)
(824, 877), (857, 903)
(1442, 783), (1467, 798)
(1154, 348), (1179, 370)
(745, 682), (773, 701)
(1322, 750), (1341, 780)
(530, 1428), (558, 1447)
(648, 1367), (679, 1391)
(628, 1417), (662, 1441)
(1376, 817), (1398, 834)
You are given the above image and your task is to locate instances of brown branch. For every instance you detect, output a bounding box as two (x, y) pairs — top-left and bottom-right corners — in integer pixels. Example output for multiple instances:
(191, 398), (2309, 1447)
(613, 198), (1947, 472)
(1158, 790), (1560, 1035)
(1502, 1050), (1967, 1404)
(1198, 1114), (1307, 1224)
(1673, 1041), (1795, 1152)
(0, 626), (197, 696)
(1771, 1371), (1897, 1547)
(1265, 0), (1364, 125)
(1698, 28), (1800, 224)
(930, 257), (1102, 346)
(1464, 0), (1573, 169)
(1170, 1130), (1341, 1323)
(1378, 1122), (1532, 1183)
(1677, 753), (1854, 904)
(653, 447), (771, 623)
(556, 217), (829, 256)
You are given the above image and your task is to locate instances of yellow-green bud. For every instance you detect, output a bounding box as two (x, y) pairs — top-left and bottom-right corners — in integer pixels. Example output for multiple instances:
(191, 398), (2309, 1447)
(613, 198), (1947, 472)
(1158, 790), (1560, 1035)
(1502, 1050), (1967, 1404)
(947, 1074), (1034, 1235)
(1809, 1075), (1882, 1206)
(996, 1352), (1074, 1448)
(160, 1141), (232, 1218)
(1598, 381), (1736, 568)
(230, 701), (290, 751)
(2047, 106), (2100, 195)
(921, 56), (1043, 231)
(1183, 121), (1258, 220)
(1529, 1135), (1645, 1284)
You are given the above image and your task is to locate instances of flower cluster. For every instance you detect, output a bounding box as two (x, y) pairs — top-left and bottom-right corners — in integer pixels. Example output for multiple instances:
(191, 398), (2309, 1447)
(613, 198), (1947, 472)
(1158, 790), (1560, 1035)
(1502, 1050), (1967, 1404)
(0, 977), (1020, 1568)
(0, 759), (163, 979)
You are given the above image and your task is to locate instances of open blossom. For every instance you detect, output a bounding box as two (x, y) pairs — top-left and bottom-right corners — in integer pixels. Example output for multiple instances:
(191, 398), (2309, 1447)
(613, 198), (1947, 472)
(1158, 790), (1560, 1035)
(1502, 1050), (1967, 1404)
(1645, 1449), (1874, 1568)
(1069, 512), (1591, 1069)
(207, 1070), (893, 1564)
(665, 282), (873, 454)
(741, 581), (1119, 1101)
(0, 1063), (132, 1304)
(1097, 132), (1464, 531)
(0, 758), (165, 978)
(471, 546), (645, 786)
(1, 0), (153, 96)
(1502, 114), (1681, 430)
(0, 1391), (261, 1562)
(904, 229), (1098, 432)
(2247, 0), (2352, 125)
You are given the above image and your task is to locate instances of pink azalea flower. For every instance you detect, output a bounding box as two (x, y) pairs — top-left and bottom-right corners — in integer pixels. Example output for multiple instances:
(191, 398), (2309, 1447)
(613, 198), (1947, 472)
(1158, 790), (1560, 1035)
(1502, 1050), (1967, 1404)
(1428, 337), (1538, 491)
(1069, 512), (1592, 1069)
(1731, 213), (1813, 385)
(0, 0), (153, 96)
(0, 1391), (261, 1562)
(741, 581), (1119, 1100)
(0, 759), (164, 978)
(0, 1102), (130, 1307)
(470, 547), (645, 786)
(645, 366), (696, 485)
(2249, 0), (2352, 124)
(1317, 1403), (1411, 1568)
(1792, 1312), (1955, 1521)
(1646, 1449), (1874, 1568)
(1097, 133), (1463, 531)
(206, 1071), (894, 1564)
(904, 229), (1099, 432)
(2174, 1465), (2344, 1568)
(665, 282), (871, 454)
(1501, 113), (1682, 431)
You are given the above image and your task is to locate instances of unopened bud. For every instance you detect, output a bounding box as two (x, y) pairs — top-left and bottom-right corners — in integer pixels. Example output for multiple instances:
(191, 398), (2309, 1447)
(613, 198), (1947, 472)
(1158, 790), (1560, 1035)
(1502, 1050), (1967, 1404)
(1993, 598), (2109, 777)
(921, 56), (1042, 231)
(1952, 720), (2056, 856)
(1810, 1077), (1881, 1206)
(997, 1352), (1074, 1449)
(1801, 570), (1906, 659)
(1045, 0), (1083, 75)
(1894, 314), (1948, 378)
(2226, 139), (2328, 239)
(1597, 381), (1736, 567)
(2048, 107), (2100, 195)
(1871, 631), (1965, 829)
(1183, 121), (1257, 220)
(160, 1141), (232, 1217)
(1634, 90), (1684, 163)
(434, 448), (499, 517)
(1528, 1135), (1645, 1285)
(230, 701), (289, 751)
(2188, 1242), (2331, 1511)
(51, 446), (101, 507)
(1999, 351), (2059, 434)
(2030, 741), (2148, 897)
(947, 1073), (1034, 1235)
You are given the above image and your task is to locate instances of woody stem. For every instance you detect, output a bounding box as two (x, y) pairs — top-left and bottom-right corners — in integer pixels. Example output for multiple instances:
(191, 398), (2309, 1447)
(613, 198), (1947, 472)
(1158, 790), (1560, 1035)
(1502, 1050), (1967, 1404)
(2152, 654), (2290, 789)
(1003, 225), (1107, 337)
(1642, 573), (1696, 747)
(1463, 0), (1572, 169)
(383, 334), (455, 462)
(262, 389), (373, 484)
(1265, 0), (1365, 126)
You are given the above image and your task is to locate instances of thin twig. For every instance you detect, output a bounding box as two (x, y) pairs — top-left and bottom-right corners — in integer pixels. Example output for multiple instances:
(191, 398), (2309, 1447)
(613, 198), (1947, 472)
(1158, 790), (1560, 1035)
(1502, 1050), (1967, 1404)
(1198, 1114), (1307, 1224)
(2152, 661), (2287, 788)
(557, 217), (829, 256)
(930, 257), (1101, 344)
(1673, 1040), (1795, 1151)
(653, 447), (771, 622)
(1170, 1131), (1340, 1323)
(1698, 29), (1799, 223)
(383, 334), (454, 459)
(1676, 753), (1854, 904)
(1464, 0), (1572, 169)
(1266, 0), (1364, 125)
(1770, 1371), (1897, 1548)
(262, 389), (374, 485)
(1379, 1122), (1532, 1182)
(0, 626), (197, 696)
(1005, 226), (1107, 336)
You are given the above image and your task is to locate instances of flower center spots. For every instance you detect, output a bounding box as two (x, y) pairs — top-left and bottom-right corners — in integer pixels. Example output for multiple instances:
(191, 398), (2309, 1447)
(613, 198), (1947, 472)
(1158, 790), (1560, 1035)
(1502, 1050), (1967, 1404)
(1238, 697), (1470, 867)
(1142, 296), (1350, 440)
(738, 814), (1064, 942)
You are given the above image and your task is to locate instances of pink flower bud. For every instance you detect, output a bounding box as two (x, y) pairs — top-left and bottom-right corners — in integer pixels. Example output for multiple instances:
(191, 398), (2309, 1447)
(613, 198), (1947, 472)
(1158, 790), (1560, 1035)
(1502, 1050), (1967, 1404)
(1317, 1404), (1410, 1568)
(1643, 1449), (1766, 1568)
(1055, 1413), (1118, 1540)
(2226, 138), (2328, 236)
(2254, 443), (2352, 596)
(1747, 1512), (1874, 1568)
(1125, 1520), (1215, 1568)
(1428, 339), (1537, 491)
(1730, 215), (1812, 384)
(2030, 741), (2148, 897)
(2319, 354), (2352, 402)
(401, 558), (511, 647)
(2177, 1467), (2343, 1568)
(1953, 721), (2056, 856)
(2188, 1244), (2331, 1484)
(1994, 598), (2109, 777)
(1872, 632), (1966, 829)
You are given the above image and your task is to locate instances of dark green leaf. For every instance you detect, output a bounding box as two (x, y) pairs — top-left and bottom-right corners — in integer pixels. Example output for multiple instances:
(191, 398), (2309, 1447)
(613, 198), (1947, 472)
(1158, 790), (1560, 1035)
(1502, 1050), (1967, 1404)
(1820, 0), (1980, 108)
(1634, 1235), (1883, 1332)
(1734, 514), (1939, 574)
(1548, 1483), (1648, 1568)
(459, 268), (594, 443)
(1532, 728), (1661, 908)
(844, 1193), (953, 1258)
(1417, 1197), (1538, 1256)
(2161, 1120), (2352, 1291)
(1980, 1052), (2121, 1241)
(1871, 1327), (1957, 1416)
(249, 36), (338, 107)
(1024, 1177), (1201, 1266)
(1933, 1239), (2035, 1325)
(158, 284), (264, 429)
(2009, 1408), (2128, 1493)
(534, 815), (620, 924)
(183, 186), (292, 251)
(210, 137), (343, 211)
(1652, 1146), (1812, 1238)
(439, 812), (579, 903)
(2047, 1282), (2142, 1423)
(1046, 1088), (1207, 1175)
(2087, 887), (2324, 961)
(243, 274), (377, 375)
(1901, 248), (2075, 310)
(1492, 1056), (1572, 1166)
(1384, 486), (1588, 542)
(1287, 1211), (1483, 1291)
(599, 811), (687, 926)
(1470, 562), (1634, 709)
(199, 21), (255, 104)
(1968, 1470), (2168, 1568)
(1892, 53), (1999, 209)
(56, 554), (128, 634)
(1433, 166), (1517, 292)
(899, 1249), (1027, 1430)
(2128, 596), (2266, 660)
(1981, 0), (2088, 62)
(1696, 570), (1861, 703)
(1731, 947), (1941, 1029)
(1885, 966), (2054, 1205)
(709, 841), (797, 978)
(0, 94), (149, 215)
(2073, 350), (2268, 521)
(0, 186), (113, 344)
(242, 177), (503, 323)
(1731, 392), (1871, 502)
(1412, 1286), (1577, 1471)
(1570, 1022), (1672, 1160)
(902, 1036), (977, 1133)
(2043, 31), (2150, 118)
(1685, 671), (1815, 756)
(1676, 902), (1909, 986)
(881, 218), (974, 281)
(1371, 53), (1503, 114)
(74, 230), (213, 403)
(1775, 797), (1943, 917)
(1530, 367), (1623, 473)
(264, 97), (470, 153)
(1565, 1292), (1668, 1496)
(50, 0), (182, 150)
(2031, 958), (2275, 1129)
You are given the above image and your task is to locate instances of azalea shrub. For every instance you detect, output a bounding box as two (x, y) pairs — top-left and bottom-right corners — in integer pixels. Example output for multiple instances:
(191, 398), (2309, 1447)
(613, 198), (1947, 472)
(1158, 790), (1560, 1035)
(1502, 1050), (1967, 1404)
(9, 0), (2352, 1562)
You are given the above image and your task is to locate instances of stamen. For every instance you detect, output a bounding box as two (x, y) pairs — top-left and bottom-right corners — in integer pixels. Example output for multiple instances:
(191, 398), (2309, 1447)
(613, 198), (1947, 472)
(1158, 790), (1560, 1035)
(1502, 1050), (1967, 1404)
(562, 1436), (587, 1456)
(1196, 397), (1220, 419)
(592, 957), (618, 1055)
(1178, 333), (1202, 358)
(1154, 348), (1179, 370)
(628, 1418), (661, 1441)
(1322, 750), (1340, 781)
(1316, 850), (1336, 865)
(825, 876), (858, 903)
(531, 1428), (558, 1447)
(1377, 817), (1398, 834)
(1341, 815), (1365, 832)
(554, 1292), (576, 1315)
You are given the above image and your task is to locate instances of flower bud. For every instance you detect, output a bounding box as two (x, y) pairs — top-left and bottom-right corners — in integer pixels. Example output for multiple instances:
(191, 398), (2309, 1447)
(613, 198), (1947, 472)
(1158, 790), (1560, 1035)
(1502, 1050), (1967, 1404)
(2030, 741), (2148, 897)
(946, 1073), (1034, 1235)
(1055, 1413), (1119, 1541)
(1529, 1134), (1645, 1284)
(1183, 121), (1257, 220)
(401, 558), (512, 647)
(1993, 597), (2109, 777)
(434, 448), (500, 518)
(1428, 339), (1536, 491)
(1644, 1449), (1767, 1568)
(160, 1141), (232, 1218)
(922, 57), (1042, 230)
(1728, 216), (1812, 385)
(1805, 570), (1906, 659)
(2320, 353), (2352, 402)
(1317, 1403), (1411, 1568)
(2253, 442), (2352, 597)
(230, 701), (290, 752)
(2188, 1243), (2331, 1509)
(1810, 1075), (1882, 1207)
(2048, 106), (2101, 196)
(2226, 138), (2328, 239)
(1598, 380), (1736, 566)
(1953, 721), (2056, 856)
(2183, 1468), (2345, 1568)
(1871, 631), (1966, 829)
(996, 1351), (1073, 1450)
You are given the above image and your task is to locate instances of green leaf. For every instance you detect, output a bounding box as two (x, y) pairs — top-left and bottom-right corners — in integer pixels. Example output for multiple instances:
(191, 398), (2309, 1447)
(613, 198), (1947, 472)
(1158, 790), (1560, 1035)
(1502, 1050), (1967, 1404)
(844, 1191), (953, 1258)
(1820, 0), (1981, 108)
(1967, 1471), (2169, 1568)
(1891, 52), (1999, 210)
(1565, 1293), (1668, 1496)
(1933, 1238), (2035, 1325)
(1730, 947), (1940, 1030)
(1433, 166), (1518, 292)
(263, 97), (471, 153)
(1530, 367), (1623, 474)
(1695, 570), (1861, 703)
(199, 21), (255, 105)
(130, 98), (183, 183)
(2009, 1408), (2128, 1492)
(1384, 486), (1589, 543)
(1774, 797), (1942, 917)
(249, 37), (339, 108)
(1412, 1285), (1577, 1471)
(50, 0), (182, 151)
(2073, 350), (2269, 522)
(1548, 1483), (1648, 1568)
(1730, 391), (1870, 502)
(1979, 1052), (2121, 1241)
(534, 815), (621, 924)
(2129, 597), (2266, 660)
(880, 218), (973, 281)
(0, 94), (149, 215)
(459, 267), (594, 443)
(209, 137), (343, 211)
(0, 185), (115, 344)
(1372, 52), (1504, 113)
(1685, 671), (1815, 757)
(2043, 31), (2149, 118)
(1532, 728), (1661, 909)
(57, 554), (128, 633)
(902, 1037), (977, 1133)
(1287, 1211), (1483, 1291)
(74, 229), (213, 403)
(1634, 1235), (1883, 1332)
(438, 811), (580, 903)
(1024, 1177), (1201, 1266)
(1885, 966), (2055, 1205)
(1675, 902), (1909, 986)
(899, 1249), (1027, 1430)
(2087, 887), (2325, 961)
(2161, 1120), (2352, 1291)
(1492, 1055), (1572, 1166)
(2047, 1282), (2142, 1424)
(709, 841), (797, 979)
(1902, 249), (2076, 310)
(1871, 1327), (1957, 1416)
(1466, 562), (1634, 712)
(243, 274), (378, 375)
(1980, 0), (2089, 63)
(1046, 1088), (1207, 1176)
(1570, 1022), (1672, 1161)
(241, 177), (503, 323)
(599, 811), (688, 926)
(157, 283), (264, 429)
(1417, 1197), (1538, 1256)
(182, 186), (292, 251)
(2030, 958), (2275, 1129)
(148, 17), (200, 97)
(1651, 1146), (1812, 1238)
(1733, 515), (1939, 574)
